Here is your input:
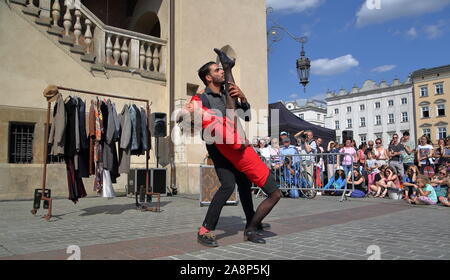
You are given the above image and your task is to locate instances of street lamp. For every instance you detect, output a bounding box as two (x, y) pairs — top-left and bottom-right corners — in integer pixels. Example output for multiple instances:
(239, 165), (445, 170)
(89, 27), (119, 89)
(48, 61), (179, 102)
(267, 7), (311, 92)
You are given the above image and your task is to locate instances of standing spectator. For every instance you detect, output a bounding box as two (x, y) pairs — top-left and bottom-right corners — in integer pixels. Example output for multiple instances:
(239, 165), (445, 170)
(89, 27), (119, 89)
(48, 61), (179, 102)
(411, 176), (438, 205)
(403, 165), (419, 201)
(374, 138), (389, 166)
(315, 138), (325, 187)
(357, 143), (367, 173)
(388, 134), (405, 177)
(254, 139), (266, 156)
(261, 138), (281, 169)
(326, 141), (340, 183)
(295, 130), (317, 183)
(279, 137), (299, 167)
(340, 139), (358, 176)
(417, 135), (434, 174)
(433, 139), (447, 171)
(431, 167), (450, 207)
(400, 131), (415, 172)
(280, 131), (289, 143)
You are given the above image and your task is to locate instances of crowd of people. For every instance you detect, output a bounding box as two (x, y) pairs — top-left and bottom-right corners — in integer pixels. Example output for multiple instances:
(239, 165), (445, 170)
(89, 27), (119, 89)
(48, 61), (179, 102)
(252, 131), (450, 207)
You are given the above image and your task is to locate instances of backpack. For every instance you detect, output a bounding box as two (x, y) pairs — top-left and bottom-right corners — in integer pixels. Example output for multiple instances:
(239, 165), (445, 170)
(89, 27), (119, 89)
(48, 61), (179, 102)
(351, 189), (366, 198)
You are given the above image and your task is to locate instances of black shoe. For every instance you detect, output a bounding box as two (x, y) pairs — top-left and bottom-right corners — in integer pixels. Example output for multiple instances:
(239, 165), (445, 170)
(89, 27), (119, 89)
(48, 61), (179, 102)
(244, 229), (266, 244)
(197, 232), (218, 247)
(257, 223), (271, 231)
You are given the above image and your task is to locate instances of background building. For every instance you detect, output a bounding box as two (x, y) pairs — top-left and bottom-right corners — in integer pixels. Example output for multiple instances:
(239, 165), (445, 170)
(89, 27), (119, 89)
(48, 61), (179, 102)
(284, 99), (327, 127)
(0, 0), (269, 200)
(325, 79), (415, 145)
(411, 64), (449, 144)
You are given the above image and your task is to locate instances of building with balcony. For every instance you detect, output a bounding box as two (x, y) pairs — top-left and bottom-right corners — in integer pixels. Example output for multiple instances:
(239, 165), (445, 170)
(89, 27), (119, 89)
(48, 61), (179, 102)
(325, 79), (415, 145)
(0, 0), (269, 199)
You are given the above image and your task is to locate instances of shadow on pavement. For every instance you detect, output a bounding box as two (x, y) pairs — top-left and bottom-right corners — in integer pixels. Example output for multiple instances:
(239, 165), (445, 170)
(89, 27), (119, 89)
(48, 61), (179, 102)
(80, 201), (171, 216)
(214, 216), (278, 241)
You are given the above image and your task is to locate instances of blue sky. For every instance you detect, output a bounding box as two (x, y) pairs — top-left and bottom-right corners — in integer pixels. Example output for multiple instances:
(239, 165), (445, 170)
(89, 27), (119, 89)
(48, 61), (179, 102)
(266, 0), (450, 103)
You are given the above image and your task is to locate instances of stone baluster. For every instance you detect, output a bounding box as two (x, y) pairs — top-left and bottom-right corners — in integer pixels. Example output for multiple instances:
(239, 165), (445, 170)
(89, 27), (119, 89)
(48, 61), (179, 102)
(47, 0), (64, 35)
(152, 47), (160, 73)
(139, 43), (146, 71)
(105, 34), (113, 65)
(73, 9), (82, 46)
(36, 0), (52, 26)
(145, 44), (153, 72)
(62, 0), (72, 37)
(84, 19), (93, 54)
(113, 36), (121, 66)
(120, 38), (129, 67)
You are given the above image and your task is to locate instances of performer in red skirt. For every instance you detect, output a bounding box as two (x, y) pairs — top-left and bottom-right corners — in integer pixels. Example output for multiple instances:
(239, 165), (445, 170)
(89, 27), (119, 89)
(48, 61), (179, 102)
(179, 62), (281, 247)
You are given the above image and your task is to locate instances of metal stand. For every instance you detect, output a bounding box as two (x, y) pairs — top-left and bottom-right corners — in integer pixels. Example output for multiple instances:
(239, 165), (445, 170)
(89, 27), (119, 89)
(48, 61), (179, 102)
(33, 85), (160, 221)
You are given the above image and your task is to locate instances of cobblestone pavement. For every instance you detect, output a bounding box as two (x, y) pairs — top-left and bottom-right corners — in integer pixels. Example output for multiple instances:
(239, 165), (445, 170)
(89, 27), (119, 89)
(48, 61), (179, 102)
(0, 194), (449, 260)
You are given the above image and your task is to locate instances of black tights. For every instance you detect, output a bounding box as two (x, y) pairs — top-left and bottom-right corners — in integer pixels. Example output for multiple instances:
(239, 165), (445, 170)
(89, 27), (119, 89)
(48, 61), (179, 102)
(246, 175), (281, 231)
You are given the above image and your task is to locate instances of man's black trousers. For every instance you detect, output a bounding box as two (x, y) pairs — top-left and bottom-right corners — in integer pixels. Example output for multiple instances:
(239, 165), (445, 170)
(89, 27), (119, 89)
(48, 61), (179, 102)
(202, 144), (255, 231)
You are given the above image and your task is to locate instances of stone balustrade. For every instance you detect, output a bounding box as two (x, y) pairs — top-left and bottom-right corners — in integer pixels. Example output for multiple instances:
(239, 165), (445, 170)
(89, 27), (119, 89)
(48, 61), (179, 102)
(11, 0), (166, 81)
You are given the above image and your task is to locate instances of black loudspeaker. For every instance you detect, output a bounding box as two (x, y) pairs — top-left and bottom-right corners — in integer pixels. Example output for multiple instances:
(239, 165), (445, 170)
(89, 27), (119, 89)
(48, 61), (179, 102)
(128, 169), (152, 202)
(151, 168), (167, 194)
(151, 113), (167, 137)
(342, 130), (354, 142)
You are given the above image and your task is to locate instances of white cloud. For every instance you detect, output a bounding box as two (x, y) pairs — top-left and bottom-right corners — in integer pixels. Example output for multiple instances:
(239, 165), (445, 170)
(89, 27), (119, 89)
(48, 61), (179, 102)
(424, 20), (448, 39)
(356, 0), (450, 27)
(311, 55), (359, 76)
(371, 65), (397, 73)
(289, 93), (300, 99)
(266, 0), (324, 13)
(406, 27), (417, 38)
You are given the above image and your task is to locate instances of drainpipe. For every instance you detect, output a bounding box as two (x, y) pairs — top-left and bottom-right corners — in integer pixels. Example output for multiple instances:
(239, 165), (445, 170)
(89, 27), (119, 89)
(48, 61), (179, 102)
(169, 0), (176, 191)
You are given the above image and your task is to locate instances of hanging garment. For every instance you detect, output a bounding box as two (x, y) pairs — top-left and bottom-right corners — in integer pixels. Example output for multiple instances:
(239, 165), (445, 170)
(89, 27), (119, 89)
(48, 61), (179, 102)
(119, 104), (132, 174)
(64, 97), (78, 157)
(102, 169), (116, 198)
(140, 107), (149, 154)
(48, 93), (66, 156)
(112, 103), (121, 141)
(65, 156), (87, 204)
(76, 97), (90, 178)
(131, 104), (142, 155)
(103, 100), (120, 183)
(88, 101), (96, 175)
(93, 100), (104, 193)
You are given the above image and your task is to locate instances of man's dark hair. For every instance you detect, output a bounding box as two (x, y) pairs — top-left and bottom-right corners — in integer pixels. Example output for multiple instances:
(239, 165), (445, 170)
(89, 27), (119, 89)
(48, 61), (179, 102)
(403, 131), (410, 137)
(198, 62), (216, 86)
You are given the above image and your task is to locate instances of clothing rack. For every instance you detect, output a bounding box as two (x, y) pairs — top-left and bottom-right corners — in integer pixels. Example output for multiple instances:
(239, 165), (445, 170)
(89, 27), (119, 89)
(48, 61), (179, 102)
(31, 86), (161, 222)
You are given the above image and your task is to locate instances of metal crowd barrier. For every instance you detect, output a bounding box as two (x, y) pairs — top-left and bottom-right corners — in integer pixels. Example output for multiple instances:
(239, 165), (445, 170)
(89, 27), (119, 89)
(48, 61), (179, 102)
(254, 153), (356, 202)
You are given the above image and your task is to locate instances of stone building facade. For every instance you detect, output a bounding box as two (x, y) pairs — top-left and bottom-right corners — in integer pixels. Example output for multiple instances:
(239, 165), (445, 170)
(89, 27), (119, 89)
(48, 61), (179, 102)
(325, 79), (415, 146)
(0, 0), (269, 200)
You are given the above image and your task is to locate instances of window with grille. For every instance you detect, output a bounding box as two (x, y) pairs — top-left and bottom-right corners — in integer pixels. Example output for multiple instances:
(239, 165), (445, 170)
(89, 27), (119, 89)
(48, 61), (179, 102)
(360, 104), (365, 111)
(423, 128), (431, 139)
(401, 98), (408, 105)
(334, 108), (339, 114)
(375, 115), (382, 125)
(335, 121), (340, 130)
(347, 106), (352, 113)
(375, 102), (381, 109)
(360, 135), (367, 144)
(360, 117), (366, 127)
(438, 127), (447, 139)
(420, 86), (428, 97)
(388, 100), (394, 107)
(347, 119), (352, 129)
(402, 112), (408, 122)
(9, 123), (35, 164)
(435, 83), (444, 95)
(388, 114), (395, 124)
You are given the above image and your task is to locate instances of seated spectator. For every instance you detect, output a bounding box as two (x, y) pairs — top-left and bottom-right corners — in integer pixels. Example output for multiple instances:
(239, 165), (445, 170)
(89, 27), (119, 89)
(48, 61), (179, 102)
(346, 168), (366, 198)
(261, 138), (281, 169)
(403, 165), (419, 201)
(411, 176), (438, 205)
(323, 167), (347, 195)
(282, 156), (299, 198)
(433, 139), (448, 172)
(369, 165), (388, 197)
(431, 167), (450, 207)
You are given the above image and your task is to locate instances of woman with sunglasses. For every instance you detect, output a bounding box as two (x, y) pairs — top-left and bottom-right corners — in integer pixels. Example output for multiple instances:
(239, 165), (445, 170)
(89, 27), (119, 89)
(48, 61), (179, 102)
(417, 135), (434, 174)
(431, 167), (450, 207)
(374, 138), (389, 166)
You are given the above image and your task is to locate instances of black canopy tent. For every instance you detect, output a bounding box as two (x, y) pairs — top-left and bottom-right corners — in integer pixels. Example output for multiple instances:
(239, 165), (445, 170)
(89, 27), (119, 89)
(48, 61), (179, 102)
(268, 102), (336, 144)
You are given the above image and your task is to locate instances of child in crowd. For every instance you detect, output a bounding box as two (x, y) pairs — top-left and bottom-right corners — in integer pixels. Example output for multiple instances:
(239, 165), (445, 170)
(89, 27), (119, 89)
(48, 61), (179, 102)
(365, 151), (379, 189)
(323, 167), (347, 195)
(431, 167), (450, 207)
(411, 176), (438, 205)
(403, 165), (419, 200)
